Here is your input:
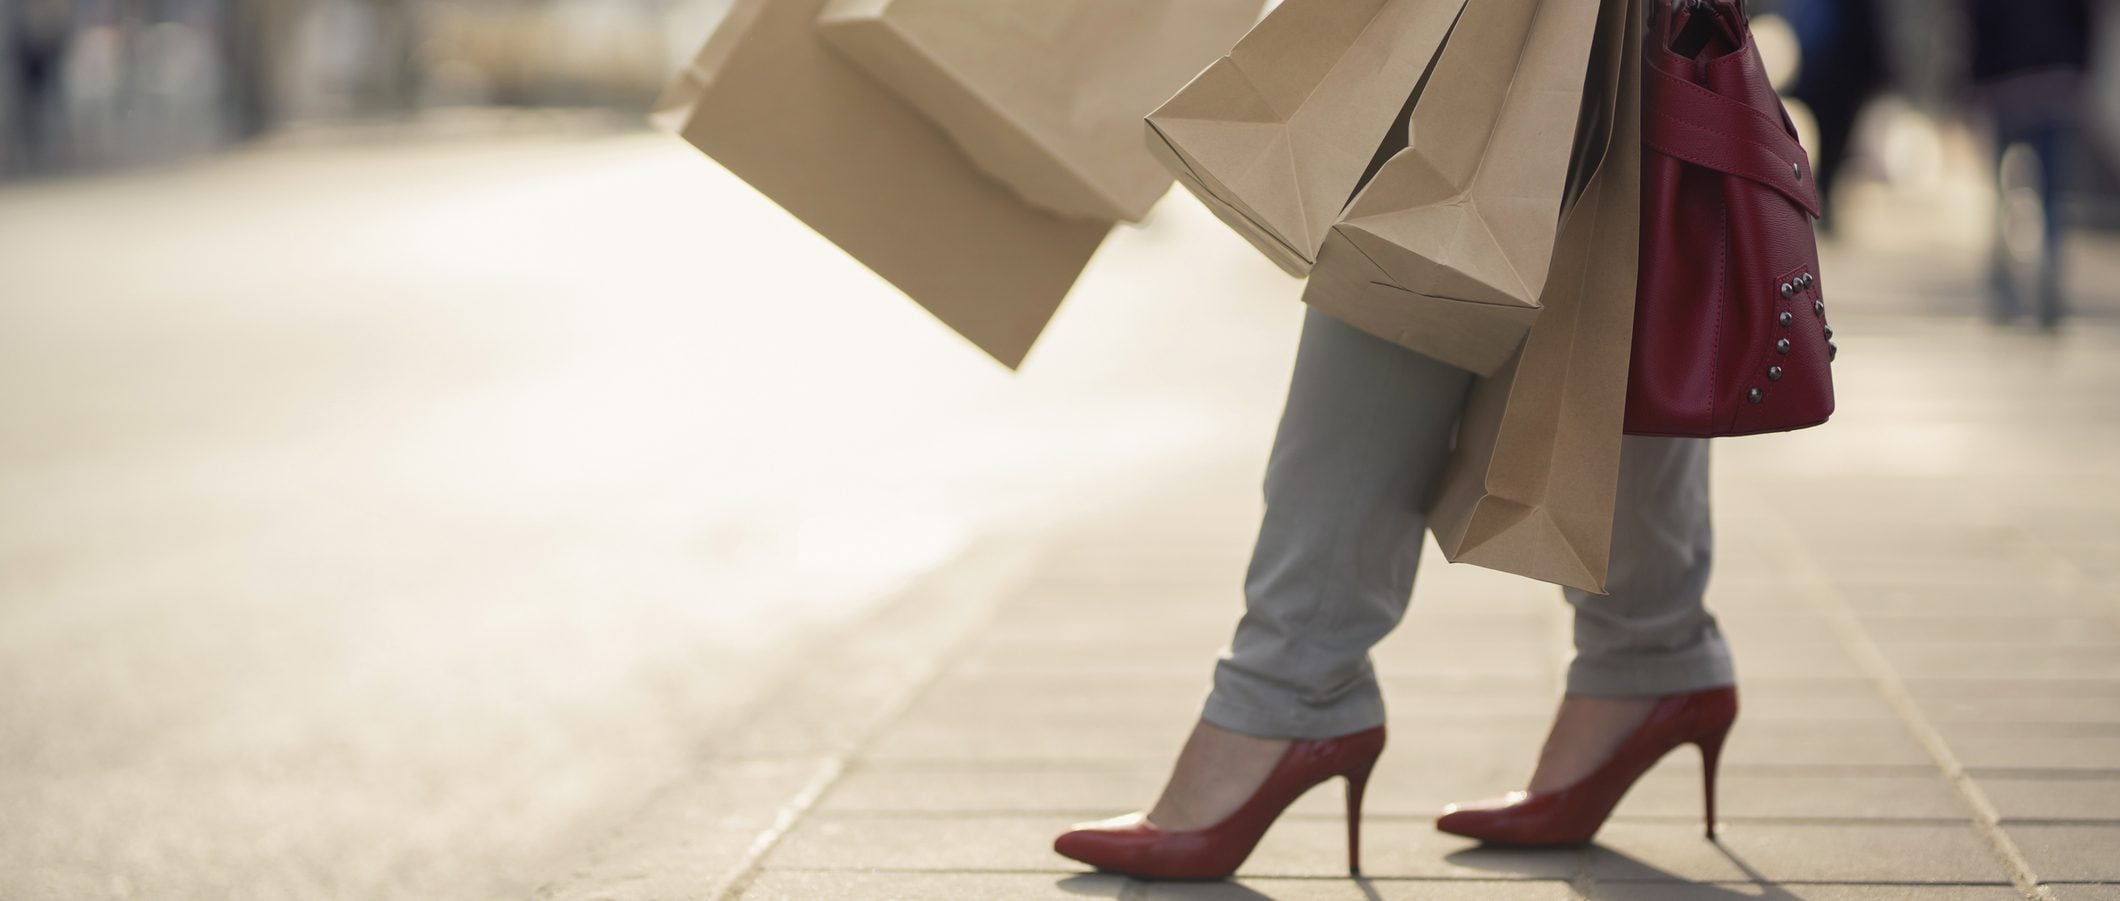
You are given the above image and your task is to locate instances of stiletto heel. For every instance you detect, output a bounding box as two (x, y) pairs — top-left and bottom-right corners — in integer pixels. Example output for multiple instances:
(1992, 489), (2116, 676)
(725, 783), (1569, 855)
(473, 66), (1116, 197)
(1054, 726), (1386, 881)
(1345, 758), (1376, 876)
(1698, 726), (1728, 839)
(1436, 686), (1738, 847)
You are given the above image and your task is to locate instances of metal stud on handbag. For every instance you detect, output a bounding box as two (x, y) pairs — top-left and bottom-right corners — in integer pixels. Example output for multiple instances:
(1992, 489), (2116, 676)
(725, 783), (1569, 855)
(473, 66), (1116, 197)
(1625, 0), (1836, 437)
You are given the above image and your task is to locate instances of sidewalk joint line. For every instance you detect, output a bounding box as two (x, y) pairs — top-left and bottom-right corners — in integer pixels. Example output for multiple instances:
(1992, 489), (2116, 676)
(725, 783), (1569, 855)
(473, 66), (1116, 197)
(1590, 879), (2022, 887)
(1994, 817), (2120, 827)
(724, 759), (844, 894)
(1751, 493), (2058, 901)
(1966, 767), (2120, 780)
(712, 543), (1042, 900)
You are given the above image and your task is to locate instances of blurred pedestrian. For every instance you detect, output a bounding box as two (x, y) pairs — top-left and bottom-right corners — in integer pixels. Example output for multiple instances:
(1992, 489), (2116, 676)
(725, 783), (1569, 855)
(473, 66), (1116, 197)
(221, 0), (284, 139)
(6, 0), (74, 172)
(1969, 0), (2094, 330)
(1784, 0), (1889, 232)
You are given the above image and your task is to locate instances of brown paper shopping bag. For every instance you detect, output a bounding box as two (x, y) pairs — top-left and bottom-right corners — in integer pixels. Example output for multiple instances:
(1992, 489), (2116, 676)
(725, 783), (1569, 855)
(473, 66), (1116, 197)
(1145, 0), (1467, 276)
(1302, 0), (1609, 377)
(651, 0), (1112, 369)
(816, 0), (1264, 223)
(1428, 0), (1643, 593)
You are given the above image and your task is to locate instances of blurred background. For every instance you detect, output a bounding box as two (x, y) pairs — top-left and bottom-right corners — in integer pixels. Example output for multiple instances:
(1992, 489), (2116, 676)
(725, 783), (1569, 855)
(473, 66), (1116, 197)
(4, 0), (2120, 201)
(3, 0), (2117, 898)
(0, 0), (730, 172)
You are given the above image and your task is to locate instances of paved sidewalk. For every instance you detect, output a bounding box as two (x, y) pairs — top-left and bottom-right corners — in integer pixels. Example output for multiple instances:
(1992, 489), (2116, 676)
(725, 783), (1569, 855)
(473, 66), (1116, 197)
(541, 299), (2120, 900)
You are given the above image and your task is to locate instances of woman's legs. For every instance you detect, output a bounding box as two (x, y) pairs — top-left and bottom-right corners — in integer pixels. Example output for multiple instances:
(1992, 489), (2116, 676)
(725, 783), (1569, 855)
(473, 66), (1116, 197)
(1146, 308), (1470, 830)
(1149, 315), (1736, 825)
(1530, 436), (1733, 791)
(1205, 308), (1474, 741)
(1206, 334), (1733, 739)
(1565, 435), (1731, 698)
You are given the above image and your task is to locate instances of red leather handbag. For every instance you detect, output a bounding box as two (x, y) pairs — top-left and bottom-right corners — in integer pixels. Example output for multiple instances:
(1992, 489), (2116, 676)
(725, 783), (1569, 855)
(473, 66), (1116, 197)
(1626, 0), (1835, 437)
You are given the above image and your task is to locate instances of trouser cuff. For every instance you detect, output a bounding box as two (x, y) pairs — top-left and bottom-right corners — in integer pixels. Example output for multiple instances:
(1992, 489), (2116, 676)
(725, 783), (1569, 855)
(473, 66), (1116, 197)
(1202, 660), (1388, 740)
(1566, 644), (1737, 697)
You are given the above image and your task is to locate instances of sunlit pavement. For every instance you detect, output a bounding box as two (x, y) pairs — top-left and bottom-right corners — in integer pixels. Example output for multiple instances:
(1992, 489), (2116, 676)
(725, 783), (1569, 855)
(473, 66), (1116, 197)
(3, 117), (2117, 899)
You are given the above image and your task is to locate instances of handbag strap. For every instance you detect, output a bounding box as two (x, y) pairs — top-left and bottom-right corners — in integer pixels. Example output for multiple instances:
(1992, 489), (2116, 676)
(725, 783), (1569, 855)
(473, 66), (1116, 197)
(1643, 62), (1822, 218)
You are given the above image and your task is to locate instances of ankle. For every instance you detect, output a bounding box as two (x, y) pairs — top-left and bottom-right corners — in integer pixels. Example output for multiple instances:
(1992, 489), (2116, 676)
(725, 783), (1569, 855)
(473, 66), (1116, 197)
(1145, 721), (1289, 831)
(1526, 695), (1659, 794)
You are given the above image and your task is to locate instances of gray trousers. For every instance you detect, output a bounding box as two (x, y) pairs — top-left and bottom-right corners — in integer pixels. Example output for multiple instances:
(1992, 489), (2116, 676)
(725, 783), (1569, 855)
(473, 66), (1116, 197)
(1203, 310), (1735, 740)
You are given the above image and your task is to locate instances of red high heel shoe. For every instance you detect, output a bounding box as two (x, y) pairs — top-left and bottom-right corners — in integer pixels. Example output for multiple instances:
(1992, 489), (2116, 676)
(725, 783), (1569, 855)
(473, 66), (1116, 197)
(1435, 686), (1737, 847)
(1053, 726), (1385, 881)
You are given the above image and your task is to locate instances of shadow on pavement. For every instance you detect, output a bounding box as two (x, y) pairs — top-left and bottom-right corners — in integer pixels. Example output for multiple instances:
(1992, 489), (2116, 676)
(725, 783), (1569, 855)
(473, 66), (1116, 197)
(1443, 839), (1809, 900)
(1053, 873), (1346, 900)
(1054, 873), (1132, 897)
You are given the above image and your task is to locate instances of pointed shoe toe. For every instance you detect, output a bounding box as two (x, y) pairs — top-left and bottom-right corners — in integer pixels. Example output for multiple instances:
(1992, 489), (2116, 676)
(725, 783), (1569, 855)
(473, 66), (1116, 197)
(1050, 726), (1386, 881)
(1435, 792), (1590, 847)
(1053, 814), (1157, 873)
(1434, 791), (1525, 836)
(1052, 813), (1240, 881)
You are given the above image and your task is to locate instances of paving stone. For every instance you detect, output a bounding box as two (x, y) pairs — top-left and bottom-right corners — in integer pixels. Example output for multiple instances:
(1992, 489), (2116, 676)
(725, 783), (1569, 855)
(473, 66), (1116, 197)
(1140, 879), (1582, 900)
(1799, 523), (2028, 562)
(953, 640), (1222, 677)
(1584, 822), (2011, 883)
(1013, 570), (1250, 600)
(817, 763), (1165, 815)
(1832, 587), (2109, 619)
(848, 707), (1960, 818)
(1879, 645), (2120, 681)
(911, 670), (1210, 721)
(1384, 609), (1566, 639)
(1729, 642), (1871, 680)
(1371, 640), (1568, 680)
(740, 869), (1127, 900)
(1374, 678), (1560, 720)
(1705, 596), (1814, 620)
(988, 594), (1237, 626)
(1700, 594), (1829, 621)
(1242, 821), (1583, 881)
(1339, 768), (1530, 820)
(1942, 724), (2120, 772)
(1365, 627), (1568, 678)
(1823, 572), (2069, 602)
(961, 634), (1234, 668)
(1979, 777), (2120, 822)
(1410, 553), (1557, 601)
(2049, 885), (2120, 901)
(1614, 767), (1969, 822)
(1826, 557), (2070, 593)
(820, 760), (1509, 821)
(863, 707), (1194, 763)
(1386, 718), (1554, 790)
(1735, 684), (1900, 722)
(1823, 580), (2103, 614)
(1909, 681), (2120, 725)
(1718, 720), (1935, 768)
(1587, 885), (2023, 900)
(997, 582), (1242, 616)
(763, 814), (1582, 881)
(1861, 615), (2120, 646)
(2005, 824), (2120, 882)
(536, 758), (832, 901)
(763, 814), (1078, 872)
(1388, 715), (1553, 747)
